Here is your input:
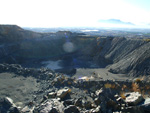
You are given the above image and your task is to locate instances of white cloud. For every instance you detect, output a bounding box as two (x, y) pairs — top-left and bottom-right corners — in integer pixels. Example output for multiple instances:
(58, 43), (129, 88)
(0, 0), (149, 27)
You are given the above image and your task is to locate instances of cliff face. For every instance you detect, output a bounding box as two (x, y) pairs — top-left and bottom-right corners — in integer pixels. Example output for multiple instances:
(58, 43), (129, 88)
(75, 36), (150, 76)
(0, 25), (150, 76)
(107, 40), (150, 76)
(92, 37), (150, 76)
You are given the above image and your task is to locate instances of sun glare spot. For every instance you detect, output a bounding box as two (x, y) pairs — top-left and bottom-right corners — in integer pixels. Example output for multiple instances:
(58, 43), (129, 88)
(63, 42), (74, 53)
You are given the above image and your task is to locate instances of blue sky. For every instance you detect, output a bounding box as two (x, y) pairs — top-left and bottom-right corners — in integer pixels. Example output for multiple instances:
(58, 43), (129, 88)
(124, 0), (150, 11)
(0, 0), (150, 28)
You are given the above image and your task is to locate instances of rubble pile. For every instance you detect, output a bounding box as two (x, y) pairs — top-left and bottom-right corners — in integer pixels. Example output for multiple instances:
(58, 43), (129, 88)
(0, 64), (150, 113)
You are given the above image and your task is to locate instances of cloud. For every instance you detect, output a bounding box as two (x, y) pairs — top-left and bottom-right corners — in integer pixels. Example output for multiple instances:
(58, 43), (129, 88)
(0, 0), (150, 27)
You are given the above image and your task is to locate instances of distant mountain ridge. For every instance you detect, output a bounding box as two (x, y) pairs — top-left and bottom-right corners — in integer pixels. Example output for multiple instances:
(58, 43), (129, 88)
(99, 19), (134, 25)
(0, 25), (43, 43)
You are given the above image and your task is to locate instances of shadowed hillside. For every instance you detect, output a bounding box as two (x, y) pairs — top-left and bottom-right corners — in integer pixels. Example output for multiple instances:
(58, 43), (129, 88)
(0, 25), (150, 77)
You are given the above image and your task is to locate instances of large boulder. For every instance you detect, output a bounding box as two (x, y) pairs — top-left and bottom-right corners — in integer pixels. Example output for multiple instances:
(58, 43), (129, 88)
(139, 98), (150, 112)
(0, 97), (20, 113)
(21, 106), (35, 113)
(57, 87), (71, 99)
(125, 92), (144, 105)
(33, 98), (64, 113)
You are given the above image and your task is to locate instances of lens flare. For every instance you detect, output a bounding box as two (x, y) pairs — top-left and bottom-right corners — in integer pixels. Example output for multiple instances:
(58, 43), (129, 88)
(63, 42), (74, 53)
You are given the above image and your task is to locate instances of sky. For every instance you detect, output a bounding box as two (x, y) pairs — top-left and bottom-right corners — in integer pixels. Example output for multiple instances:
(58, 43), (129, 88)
(0, 0), (150, 28)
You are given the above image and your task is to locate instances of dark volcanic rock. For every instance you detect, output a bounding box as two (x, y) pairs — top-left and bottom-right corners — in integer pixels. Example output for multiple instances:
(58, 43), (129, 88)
(108, 41), (150, 76)
(74, 98), (83, 108)
(0, 63), (55, 80)
(90, 106), (101, 113)
(140, 103), (150, 112)
(63, 99), (74, 106)
(64, 105), (80, 113)
(55, 68), (76, 76)
(0, 66), (150, 113)
(0, 97), (20, 113)
(33, 98), (64, 113)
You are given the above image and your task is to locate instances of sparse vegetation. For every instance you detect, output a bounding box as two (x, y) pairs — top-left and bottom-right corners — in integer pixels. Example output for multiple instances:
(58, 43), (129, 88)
(143, 38), (150, 42)
(120, 92), (126, 99)
(131, 82), (140, 92)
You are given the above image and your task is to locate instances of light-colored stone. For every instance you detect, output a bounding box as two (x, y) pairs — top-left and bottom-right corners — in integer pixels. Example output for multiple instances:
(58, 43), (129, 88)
(0, 97), (20, 113)
(143, 98), (150, 105)
(2, 97), (16, 108)
(57, 88), (71, 99)
(125, 92), (144, 105)
(21, 106), (35, 113)
(90, 106), (101, 113)
(95, 89), (103, 96)
(48, 92), (56, 98)
(64, 105), (80, 113)
(33, 98), (64, 113)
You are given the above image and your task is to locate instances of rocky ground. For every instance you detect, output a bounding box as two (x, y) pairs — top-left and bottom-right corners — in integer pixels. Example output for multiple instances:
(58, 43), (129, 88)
(0, 64), (150, 113)
(74, 68), (134, 81)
